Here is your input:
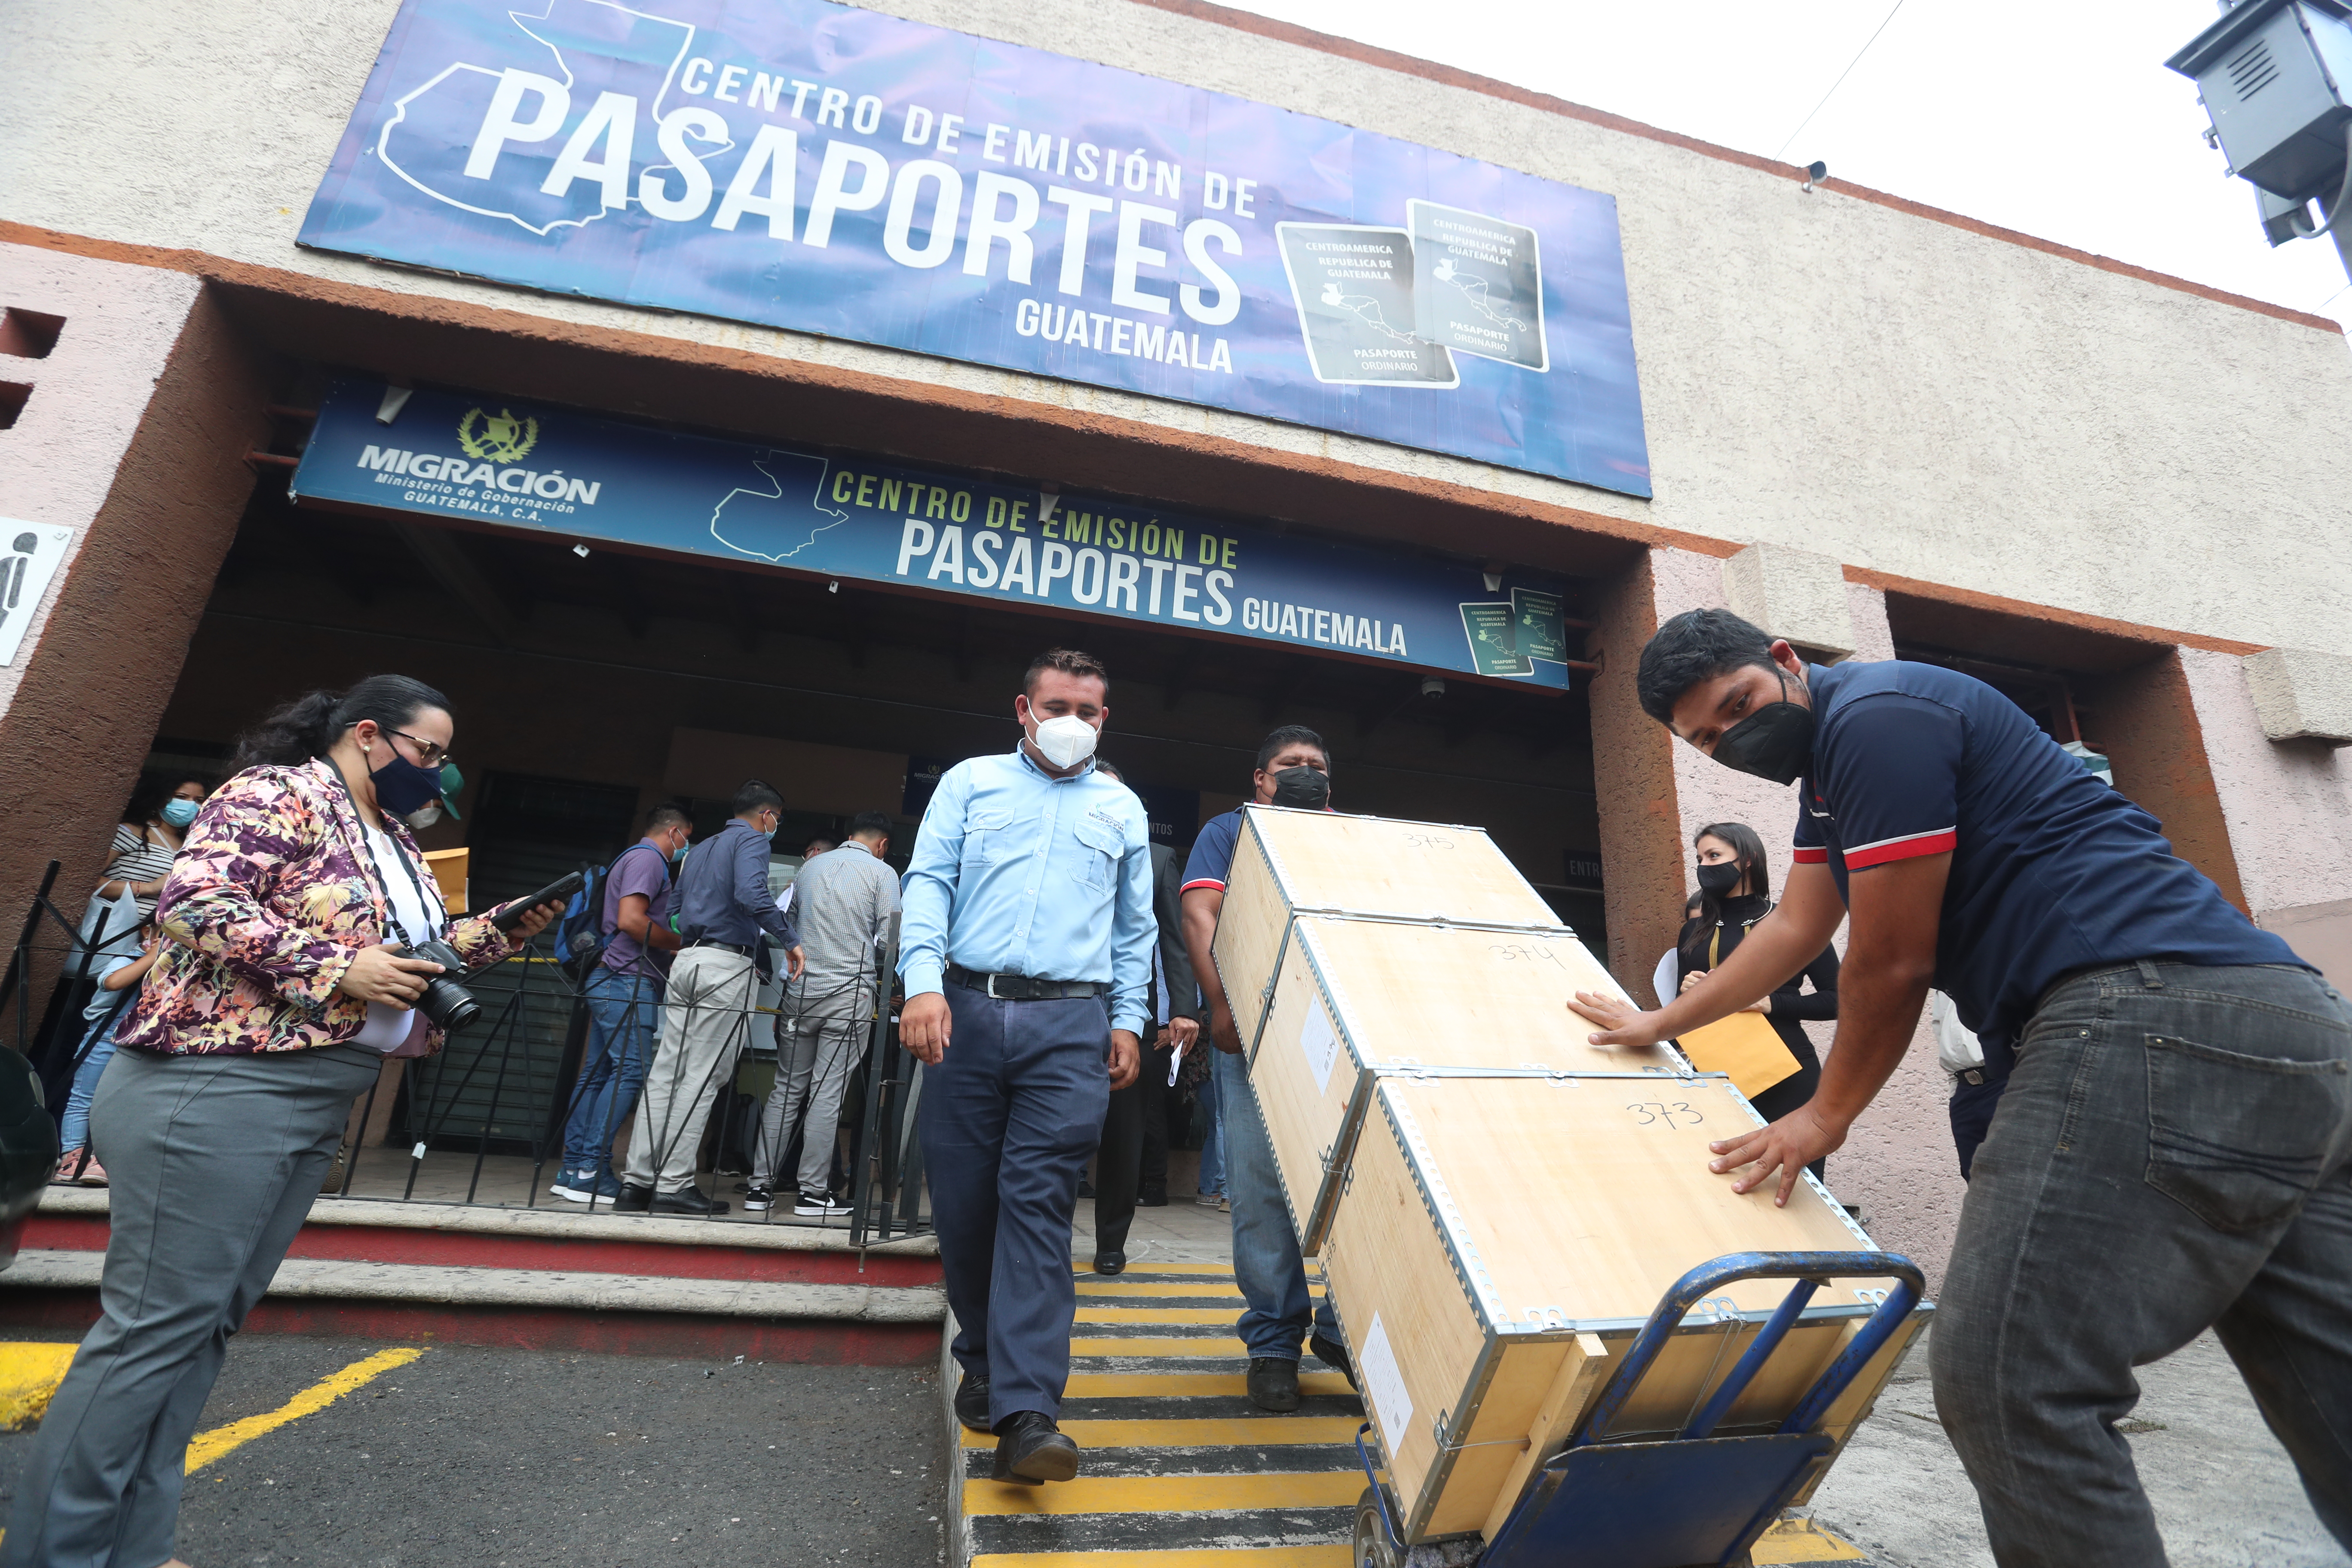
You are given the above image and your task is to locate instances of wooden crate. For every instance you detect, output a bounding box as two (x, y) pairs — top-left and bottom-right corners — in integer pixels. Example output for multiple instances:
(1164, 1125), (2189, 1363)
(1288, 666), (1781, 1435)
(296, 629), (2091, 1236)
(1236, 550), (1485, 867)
(1248, 913), (1677, 1251)
(1211, 806), (1562, 1049)
(422, 848), (469, 913)
(1320, 1074), (1926, 1544)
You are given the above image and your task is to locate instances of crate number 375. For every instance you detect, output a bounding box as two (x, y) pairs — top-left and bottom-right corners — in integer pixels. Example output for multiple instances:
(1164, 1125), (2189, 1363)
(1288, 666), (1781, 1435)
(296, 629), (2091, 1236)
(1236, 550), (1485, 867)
(1626, 1102), (1703, 1128)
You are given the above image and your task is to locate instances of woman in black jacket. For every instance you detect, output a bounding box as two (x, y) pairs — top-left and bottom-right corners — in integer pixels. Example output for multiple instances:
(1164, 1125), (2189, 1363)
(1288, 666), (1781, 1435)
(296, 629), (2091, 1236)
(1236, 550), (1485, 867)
(1666, 821), (1839, 1175)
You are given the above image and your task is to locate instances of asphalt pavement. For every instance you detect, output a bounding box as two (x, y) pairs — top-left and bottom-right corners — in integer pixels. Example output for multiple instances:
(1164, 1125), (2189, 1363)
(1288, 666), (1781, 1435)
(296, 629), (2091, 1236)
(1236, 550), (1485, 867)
(0, 1337), (946, 1568)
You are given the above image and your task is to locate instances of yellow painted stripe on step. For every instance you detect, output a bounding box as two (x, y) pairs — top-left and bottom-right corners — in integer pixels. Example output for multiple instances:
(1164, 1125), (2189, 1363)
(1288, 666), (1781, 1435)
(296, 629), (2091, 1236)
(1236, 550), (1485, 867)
(1065, 1371), (1356, 1398)
(0, 1344), (78, 1431)
(1070, 1262), (1237, 1277)
(959, 1416), (1366, 1449)
(1072, 1337), (1251, 1359)
(1075, 1281), (1324, 1299)
(964, 1469), (1363, 1516)
(183, 1348), (424, 1472)
(1751, 1518), (1868, 1563)
(1074, 1308), (1238, 1326)
(972, 1548), (1351, 1568)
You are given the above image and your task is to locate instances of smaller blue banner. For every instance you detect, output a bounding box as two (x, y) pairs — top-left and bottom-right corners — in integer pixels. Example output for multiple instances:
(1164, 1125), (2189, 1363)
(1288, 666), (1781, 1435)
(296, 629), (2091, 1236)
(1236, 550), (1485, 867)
(292, 380), (1577, 689)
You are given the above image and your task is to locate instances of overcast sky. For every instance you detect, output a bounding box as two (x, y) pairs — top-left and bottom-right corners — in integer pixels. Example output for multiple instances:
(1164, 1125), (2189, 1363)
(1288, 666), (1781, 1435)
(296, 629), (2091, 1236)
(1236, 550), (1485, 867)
(1225, 0), (2352, 334)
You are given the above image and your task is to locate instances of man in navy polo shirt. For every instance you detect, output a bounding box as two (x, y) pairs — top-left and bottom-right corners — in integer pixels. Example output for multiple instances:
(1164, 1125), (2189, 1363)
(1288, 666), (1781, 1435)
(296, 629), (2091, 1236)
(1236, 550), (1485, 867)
(1181, 725), (1355, 1413)
(1571, 609), (2351, 1567)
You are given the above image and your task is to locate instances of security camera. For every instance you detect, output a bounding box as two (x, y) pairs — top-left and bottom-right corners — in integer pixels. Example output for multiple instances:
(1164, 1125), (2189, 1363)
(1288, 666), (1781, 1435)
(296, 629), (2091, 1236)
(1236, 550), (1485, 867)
(1802, 161), (1828, 193)
(1421, 676), (1446, 700)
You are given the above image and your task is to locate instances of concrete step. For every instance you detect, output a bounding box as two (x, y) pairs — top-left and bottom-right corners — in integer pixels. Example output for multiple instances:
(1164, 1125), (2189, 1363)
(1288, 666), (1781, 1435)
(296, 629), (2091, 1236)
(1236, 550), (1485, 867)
(8, 1187), (943, 1363)
(943, 1264), (1867, 1568)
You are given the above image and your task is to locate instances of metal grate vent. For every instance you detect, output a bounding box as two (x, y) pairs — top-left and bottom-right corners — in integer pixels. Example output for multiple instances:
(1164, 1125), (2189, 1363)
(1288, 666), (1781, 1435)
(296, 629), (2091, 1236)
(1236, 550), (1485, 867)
(2227, 36), (2280, 101)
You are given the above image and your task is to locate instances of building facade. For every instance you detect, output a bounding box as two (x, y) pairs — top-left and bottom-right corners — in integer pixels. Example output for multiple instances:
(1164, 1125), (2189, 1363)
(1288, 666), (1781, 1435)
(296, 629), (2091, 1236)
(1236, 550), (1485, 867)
(4, 0), (2350, 1279)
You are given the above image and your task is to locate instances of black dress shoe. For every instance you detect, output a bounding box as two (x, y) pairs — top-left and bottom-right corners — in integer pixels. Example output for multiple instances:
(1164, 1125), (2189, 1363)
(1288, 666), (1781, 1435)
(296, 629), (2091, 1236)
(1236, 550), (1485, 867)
(1310, 1330), (1357, 1390)
(651, 1187), (729, 1216)
(954, 1373), (992, 1433)
(1137, 1188), (1168, 1208)
(1092, 1251), (1126, 1276)
(612, 1183), (653, 1213)
(1247, 1357), (1302, 1412)
(991, 1411), (1078, 1483)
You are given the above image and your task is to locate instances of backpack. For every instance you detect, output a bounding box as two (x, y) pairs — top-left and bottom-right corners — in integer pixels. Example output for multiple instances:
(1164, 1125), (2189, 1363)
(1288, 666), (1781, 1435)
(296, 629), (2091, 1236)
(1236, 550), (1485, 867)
(553, 842), (673, 982)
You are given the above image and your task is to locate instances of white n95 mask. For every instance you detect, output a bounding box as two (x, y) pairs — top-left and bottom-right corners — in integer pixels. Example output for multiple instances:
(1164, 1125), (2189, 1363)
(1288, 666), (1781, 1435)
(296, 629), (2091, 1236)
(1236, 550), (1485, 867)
(1032, 714), (1100, 769)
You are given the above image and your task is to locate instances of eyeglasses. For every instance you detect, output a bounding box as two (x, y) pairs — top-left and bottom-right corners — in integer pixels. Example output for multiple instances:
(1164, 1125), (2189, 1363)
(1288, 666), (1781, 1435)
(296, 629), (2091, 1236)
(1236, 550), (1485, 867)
(384, 727), (454, 771)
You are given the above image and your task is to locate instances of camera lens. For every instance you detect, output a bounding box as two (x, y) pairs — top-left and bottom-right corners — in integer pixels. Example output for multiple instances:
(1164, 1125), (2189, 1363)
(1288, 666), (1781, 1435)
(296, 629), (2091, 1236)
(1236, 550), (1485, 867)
(401, 939), (482, 1033)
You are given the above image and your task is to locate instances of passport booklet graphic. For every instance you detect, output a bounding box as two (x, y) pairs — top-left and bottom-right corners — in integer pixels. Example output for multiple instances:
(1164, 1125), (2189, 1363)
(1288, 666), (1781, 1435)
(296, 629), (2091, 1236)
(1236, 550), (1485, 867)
(1277, 204), (1550, 387)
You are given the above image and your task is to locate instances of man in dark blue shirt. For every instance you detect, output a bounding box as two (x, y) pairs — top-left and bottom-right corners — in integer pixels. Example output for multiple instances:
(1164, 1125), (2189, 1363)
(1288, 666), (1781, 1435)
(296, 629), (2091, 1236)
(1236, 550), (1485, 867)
(1180, 725), (1354, 1414)
(1571, 610), (2351, 1567)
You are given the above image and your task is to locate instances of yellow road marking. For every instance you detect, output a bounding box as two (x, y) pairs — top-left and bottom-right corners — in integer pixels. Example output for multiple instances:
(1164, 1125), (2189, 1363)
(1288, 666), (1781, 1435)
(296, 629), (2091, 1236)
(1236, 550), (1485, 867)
(959, 1416), (1366, 1448)
(965, 1469), (1363, 1515)
(1075, 1308), (1239, 1326)
(1072, 1336), (1251, 1359)
(974, 1550), (1351, 1568)
(1069, 1262), (1240, 1278)
(183, 1348), (424, 1473)
(0, 1344), (78, 1431)
(1066, 1371), (1356, 1398)
(1752, 1518), (1868, 1563)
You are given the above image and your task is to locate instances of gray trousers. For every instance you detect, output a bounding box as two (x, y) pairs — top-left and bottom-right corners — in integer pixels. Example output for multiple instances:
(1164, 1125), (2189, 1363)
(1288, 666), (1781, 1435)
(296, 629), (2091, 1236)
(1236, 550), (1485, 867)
(621, 944), (756, 1194)
(1933, 961), (2352, 1567)
(1, 1042), (380, 1568)
(753, 998), (867, 1198)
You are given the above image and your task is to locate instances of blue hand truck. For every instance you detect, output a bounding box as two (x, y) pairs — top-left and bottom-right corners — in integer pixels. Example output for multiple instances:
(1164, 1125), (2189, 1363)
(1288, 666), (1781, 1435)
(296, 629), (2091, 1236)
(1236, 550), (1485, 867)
(1351, 1250), (1926, 1568)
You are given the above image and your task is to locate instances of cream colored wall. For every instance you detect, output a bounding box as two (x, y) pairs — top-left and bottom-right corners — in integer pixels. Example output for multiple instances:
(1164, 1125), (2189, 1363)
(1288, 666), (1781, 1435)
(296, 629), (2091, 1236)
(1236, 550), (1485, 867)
(3, 0), (2347, 659)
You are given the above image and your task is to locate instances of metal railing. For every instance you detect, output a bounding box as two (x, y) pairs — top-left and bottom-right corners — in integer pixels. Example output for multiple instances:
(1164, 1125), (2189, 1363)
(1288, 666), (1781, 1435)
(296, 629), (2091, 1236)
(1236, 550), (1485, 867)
(6, 860), (930, 1242)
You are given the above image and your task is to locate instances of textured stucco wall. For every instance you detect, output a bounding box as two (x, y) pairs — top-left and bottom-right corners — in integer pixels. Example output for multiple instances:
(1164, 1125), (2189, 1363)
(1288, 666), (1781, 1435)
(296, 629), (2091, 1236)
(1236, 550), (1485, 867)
(1648, 548), (1964, 1292)
(1, 0), (2348, 660)
(0, 243), (267, 925)
(0, 247), (201, 721)
(2179, 646), (2352, 937)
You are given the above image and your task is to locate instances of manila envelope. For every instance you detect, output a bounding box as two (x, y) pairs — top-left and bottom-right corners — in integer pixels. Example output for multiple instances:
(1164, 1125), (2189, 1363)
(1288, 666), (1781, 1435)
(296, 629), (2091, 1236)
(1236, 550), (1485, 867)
(1675, 1010), (1802, 1100)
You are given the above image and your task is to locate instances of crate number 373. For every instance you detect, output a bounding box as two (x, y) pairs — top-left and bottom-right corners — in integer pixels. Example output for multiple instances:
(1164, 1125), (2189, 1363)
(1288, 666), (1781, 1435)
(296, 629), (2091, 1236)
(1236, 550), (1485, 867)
(1627, 1102), (1703, 1128)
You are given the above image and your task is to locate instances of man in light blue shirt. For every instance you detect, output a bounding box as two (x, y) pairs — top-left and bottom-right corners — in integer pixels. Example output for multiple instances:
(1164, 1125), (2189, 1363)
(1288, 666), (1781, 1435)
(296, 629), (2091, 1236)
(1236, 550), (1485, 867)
(899, 648), (1152, 1485)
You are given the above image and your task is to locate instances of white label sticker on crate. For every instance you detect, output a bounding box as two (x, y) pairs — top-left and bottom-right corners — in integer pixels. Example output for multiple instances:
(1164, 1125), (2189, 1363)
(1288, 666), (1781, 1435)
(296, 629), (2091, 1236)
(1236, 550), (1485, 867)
(1299, 997), (1340, 1095)
(1359, 1312), (1414, 1444)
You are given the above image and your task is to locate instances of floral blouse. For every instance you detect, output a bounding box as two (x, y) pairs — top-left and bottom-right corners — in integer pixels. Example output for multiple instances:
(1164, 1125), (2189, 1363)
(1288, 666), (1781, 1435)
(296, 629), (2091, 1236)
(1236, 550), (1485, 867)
(116, 757), (518, 1056)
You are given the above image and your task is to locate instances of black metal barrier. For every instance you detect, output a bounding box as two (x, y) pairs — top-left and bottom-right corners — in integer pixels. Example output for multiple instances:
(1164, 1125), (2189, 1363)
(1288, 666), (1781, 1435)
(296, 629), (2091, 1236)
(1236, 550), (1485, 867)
(6, 860), (931, 1240)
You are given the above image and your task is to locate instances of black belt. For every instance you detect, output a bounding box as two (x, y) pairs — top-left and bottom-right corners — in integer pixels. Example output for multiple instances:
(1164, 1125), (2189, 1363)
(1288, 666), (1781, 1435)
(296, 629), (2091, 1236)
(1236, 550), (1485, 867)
(685, 938), (757, 959)
(947, 965), (1104, 1001)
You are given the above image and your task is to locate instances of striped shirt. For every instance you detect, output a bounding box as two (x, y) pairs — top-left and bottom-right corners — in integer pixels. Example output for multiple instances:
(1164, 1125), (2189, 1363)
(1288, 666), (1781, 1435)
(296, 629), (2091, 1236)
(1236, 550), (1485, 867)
(104, 823), (178, 921)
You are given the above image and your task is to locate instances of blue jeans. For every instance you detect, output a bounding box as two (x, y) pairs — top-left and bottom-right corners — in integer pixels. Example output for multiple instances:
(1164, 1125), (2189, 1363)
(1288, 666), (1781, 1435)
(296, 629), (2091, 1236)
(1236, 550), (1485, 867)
(59, 1015), (121, 1152)
(1216, 1049), (1336, 1361)
(1934, 961), (2352, 1566)
(560, 966), (661, 1176)
(1195, 1050), (1225, 1195)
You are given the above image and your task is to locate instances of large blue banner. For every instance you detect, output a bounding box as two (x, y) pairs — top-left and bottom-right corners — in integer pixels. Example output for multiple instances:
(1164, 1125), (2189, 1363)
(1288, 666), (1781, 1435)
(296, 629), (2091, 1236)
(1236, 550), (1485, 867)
(291, 380), (1580, 688)
(299, 0), (1650, 496)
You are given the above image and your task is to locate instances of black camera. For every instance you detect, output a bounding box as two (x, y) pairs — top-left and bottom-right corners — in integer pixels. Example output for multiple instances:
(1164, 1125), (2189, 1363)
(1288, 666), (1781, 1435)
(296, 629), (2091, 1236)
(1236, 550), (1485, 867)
(395, 938), (481, 1033)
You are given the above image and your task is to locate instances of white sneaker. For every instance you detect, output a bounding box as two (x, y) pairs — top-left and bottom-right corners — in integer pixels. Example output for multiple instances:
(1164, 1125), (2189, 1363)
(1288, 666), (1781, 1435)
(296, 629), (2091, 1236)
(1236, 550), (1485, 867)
(795, 1194), (853, 1216)
(549, 1172), (594, 1203)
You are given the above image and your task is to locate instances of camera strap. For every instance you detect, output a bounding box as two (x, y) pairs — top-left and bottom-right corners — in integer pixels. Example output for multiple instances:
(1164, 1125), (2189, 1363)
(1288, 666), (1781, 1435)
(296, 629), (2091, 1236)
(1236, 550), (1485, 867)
(321, 760), (446, 947)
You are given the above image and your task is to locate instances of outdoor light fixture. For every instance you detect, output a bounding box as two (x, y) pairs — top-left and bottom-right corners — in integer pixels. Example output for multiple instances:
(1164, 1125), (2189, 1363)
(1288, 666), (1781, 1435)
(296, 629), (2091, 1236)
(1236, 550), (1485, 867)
(2168, 0), (2352, 276)
(1801, 161), (1828, 193)
(1421, 676), (1447, 700)
(572, 543), (589, 558)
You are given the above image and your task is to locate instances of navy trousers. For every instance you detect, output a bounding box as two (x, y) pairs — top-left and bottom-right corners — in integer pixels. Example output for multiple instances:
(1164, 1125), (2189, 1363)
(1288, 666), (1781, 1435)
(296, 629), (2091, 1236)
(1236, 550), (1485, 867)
(920, 983), (1112, 1427)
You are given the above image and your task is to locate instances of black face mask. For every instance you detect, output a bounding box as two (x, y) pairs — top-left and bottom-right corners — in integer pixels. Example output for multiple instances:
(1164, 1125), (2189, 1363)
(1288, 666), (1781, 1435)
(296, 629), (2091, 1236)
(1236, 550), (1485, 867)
(1711, 671), (1816, 786)
(368, 744), (445, 818)
(1270, 765), (1331, 810)
(1695, 861), (1743, 898)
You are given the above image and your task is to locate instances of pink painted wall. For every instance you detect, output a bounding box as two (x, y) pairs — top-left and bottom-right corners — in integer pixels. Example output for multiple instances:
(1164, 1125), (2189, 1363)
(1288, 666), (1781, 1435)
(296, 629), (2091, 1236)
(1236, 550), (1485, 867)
(1645, 548), (1964, 1291)
(2179, 645), (2352, 984)
(0, 243), (201, 722)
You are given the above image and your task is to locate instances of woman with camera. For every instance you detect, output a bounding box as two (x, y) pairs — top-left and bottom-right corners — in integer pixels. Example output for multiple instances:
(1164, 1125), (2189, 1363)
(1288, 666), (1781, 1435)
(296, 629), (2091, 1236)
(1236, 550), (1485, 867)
(1, 675), (560, 1568)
